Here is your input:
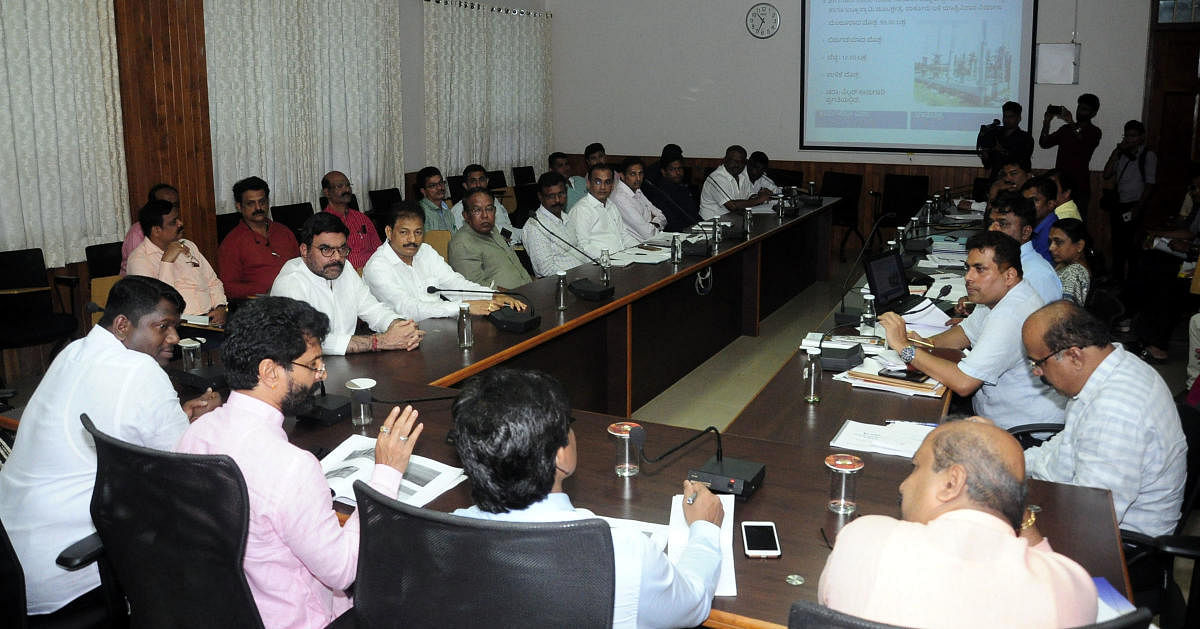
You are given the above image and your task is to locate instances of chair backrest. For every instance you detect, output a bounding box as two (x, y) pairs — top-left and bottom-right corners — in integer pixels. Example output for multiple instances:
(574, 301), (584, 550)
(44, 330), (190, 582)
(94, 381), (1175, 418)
(486, 169), (507, 188)
(769, 168), (805, 188)
(367, 188), (403, 213)
(788, 600), (909, 628)
(216, 212), (242, 245)
(0, 517), (26, 627)
(446, 175), (465, 203)
(1175, 402), (1200, 534)
(513, 183), (539, 214)
(351, 480), (615, 628)
(972, 176), (992, 202)
(0, 249), (54, 327)
(82, 414), (264, 629)
(317, 193), (359, 212)
(424, 230), (452, 260)
(271, 202), (316, 241)
(821, 171), (864, 227)
(89, 275), (121, 328)
(881, 174), (930, 225)
(512, 165), (535, 186)
(84, 242), (123, 278)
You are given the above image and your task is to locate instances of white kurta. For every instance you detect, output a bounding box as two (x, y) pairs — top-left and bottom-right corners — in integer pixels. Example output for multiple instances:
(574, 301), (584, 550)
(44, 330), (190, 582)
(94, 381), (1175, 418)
(270, 257), (401, 355)
(363, 242), (493, 322)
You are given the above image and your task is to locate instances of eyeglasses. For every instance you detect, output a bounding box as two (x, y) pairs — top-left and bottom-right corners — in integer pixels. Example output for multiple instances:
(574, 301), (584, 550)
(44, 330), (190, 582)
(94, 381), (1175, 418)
(468, 207), (496, 216)
(1028, 349), (1064, 371)
(315, 244), (352, 258)
(424, 180), (446, 189)
(290, 361), (327, 376)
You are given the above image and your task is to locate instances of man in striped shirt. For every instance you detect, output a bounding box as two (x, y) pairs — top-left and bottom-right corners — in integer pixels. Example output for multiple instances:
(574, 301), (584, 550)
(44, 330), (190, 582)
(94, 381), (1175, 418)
(1021, 300), (1186, 537)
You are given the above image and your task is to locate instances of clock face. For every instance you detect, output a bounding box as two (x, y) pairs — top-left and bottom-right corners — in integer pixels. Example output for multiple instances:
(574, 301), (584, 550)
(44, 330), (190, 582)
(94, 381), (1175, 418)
(746, 3), (780, 39)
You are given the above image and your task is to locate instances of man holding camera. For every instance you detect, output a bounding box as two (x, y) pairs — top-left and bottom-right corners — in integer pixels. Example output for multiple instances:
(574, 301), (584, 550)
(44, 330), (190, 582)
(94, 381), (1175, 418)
(977, 101), (1034, 177)
(1039, 94), (1102, 216)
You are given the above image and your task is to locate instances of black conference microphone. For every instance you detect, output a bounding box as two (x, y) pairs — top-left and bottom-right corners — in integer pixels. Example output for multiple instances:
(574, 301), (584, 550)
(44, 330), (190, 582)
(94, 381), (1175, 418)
(426, 286), (541, 333)
(526, 217), (615, 301)
(834, 211), (897, 326)
(627, 424), (765, 500)
(297, 380), (351, 427)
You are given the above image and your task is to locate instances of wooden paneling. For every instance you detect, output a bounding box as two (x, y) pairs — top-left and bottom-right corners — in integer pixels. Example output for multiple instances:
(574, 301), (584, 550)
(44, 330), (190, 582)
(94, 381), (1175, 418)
(113, 0), (217, 264)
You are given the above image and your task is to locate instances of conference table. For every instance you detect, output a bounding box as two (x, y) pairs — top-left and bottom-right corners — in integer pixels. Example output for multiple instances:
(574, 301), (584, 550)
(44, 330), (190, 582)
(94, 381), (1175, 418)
(335, 199), (835, 417)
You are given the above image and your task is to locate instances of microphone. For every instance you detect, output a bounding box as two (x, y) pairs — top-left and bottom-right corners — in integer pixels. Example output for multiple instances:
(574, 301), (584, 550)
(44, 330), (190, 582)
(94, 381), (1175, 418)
(297, 380), (352, 426)
(835, 212), (897, 326)
(426, 287), (541, 333)
(526, 217), (615, 301)
(628, 424), (765, 499)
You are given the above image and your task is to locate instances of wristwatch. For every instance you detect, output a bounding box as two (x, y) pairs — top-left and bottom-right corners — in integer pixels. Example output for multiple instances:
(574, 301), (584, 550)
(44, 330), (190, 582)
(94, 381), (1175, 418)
(900, 345), (916, 364)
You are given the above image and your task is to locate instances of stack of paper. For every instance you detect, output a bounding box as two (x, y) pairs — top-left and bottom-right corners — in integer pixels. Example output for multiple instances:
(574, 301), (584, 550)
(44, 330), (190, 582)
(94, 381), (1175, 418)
(610, 247), (671, 265)
(321, 434), (467, 508)
(829, 420), (935, 457)
(668, 493), (737, 596)
(833, 357), (946, 398)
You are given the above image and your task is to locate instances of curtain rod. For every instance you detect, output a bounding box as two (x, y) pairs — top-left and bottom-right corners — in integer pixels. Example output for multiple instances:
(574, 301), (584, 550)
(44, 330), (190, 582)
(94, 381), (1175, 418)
(424, 0), (551, 19)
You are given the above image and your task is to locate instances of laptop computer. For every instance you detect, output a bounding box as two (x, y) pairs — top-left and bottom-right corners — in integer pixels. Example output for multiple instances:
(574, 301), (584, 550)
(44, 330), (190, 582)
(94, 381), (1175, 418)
(863, 249), (927, 315)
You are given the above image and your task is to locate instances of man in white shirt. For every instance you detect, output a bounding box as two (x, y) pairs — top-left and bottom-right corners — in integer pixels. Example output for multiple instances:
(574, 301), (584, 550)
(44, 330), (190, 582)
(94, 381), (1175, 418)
(610, 157), (666, 242)
(566, 163), (640, 259)
(0, 276), (218, 617)
(270, 212), (422, 356)
(746, 151), (782, 213)
(363, 200), (526, 322)
(450, 164), (521, 244)
(127, 198), (228, 325)
(879, 231), (1066, 430)
(523, 172), (591, 276)
(451, 368), (724, 629)
(987, 192), (1064, 305)
(699, 145), (772, 219)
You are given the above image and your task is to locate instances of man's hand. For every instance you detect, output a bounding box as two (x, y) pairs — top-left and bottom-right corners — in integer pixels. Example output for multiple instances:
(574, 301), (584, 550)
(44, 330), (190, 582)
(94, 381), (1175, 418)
(494, 295), (527, 311)
(466, 299), (496, 316)
(1058, 109), (1075, 125)
(207, 306), (227, 326)
(877, 312), (909, 352)
(954, 296), (974, 316)
(379, 319), (424, 351)
(681, 480), (723, 527)
(374, 405), (423, 473)
(753, 188), (773, 204)
(161, 240), (188, 263)
(182, 387), (221, 421)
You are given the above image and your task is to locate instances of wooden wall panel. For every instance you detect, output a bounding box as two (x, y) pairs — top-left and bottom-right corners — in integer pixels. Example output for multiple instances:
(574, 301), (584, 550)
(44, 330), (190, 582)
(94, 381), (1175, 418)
(114, 0), (217, 264)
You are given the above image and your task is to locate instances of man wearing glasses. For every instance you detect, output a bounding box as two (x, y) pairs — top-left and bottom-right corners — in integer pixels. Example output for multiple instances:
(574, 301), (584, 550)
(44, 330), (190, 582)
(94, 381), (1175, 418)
(1019, 300), (1186, 537)
(270, 212), (422, 355)
(878, 231), (1065, 430)
(127, 197), (229, 326)
(416, 166), (455, 232)
(447, 189), (532, 290)
(450, 164), (522, 244)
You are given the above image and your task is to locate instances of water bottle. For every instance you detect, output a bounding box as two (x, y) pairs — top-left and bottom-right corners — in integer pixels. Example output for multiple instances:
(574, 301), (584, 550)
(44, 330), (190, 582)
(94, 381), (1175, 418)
(805, 348), (822, 404)
(556, 271), (567, 311)
(670, 235), (683, 263)
(457, 303), (473, 349)
(861, 294), (877, 336)
(711, 218), (722, 244)
(744, 208), (753, 236)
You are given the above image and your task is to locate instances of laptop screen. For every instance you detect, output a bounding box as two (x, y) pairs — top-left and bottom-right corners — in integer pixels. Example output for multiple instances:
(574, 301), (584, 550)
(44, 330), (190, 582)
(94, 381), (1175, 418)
(863, 249), (909, 305)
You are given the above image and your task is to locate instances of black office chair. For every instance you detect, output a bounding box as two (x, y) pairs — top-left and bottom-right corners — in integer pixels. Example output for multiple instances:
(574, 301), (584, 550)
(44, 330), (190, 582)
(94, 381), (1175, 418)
(1006, 423), (1064, 450)
(331, 480), (615, 628)
(879, 173), (930, 230)
(216, 212), (241, 244)
(76, 413), (264, 628)
(822, 172), (865, 261)
(271, 202), (315, 242)
(1120, 403), (1200, 629)
(511, 165), (535, 186)
(972, 176), (992, 202)
(511, 183), (539, 228)
(318, 193), (359, 212)
(83, 242), (122, 279)
(787, 600), (1152, 629)
(485, 169), (507, 189)
(367, 188), (402, 213)
(769, 168), (805, 189)
(0, 249), (78, 410)
(446, 175), (465, 204)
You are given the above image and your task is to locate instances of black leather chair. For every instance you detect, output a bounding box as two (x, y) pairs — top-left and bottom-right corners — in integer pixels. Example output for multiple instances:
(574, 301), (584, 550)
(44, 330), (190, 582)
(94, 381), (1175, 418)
(367, 188), (402, 213)
(822, 172), (865, 261)
(511, 165), (535, 186)
(485, 169), (507, 188)
(216, 212), (241, 244)
(1006, 422), (1064, 450)
(787, 600), (1152, 629)
(511, 183), (539, 228)
(317, 193), (359, 212)
(880, 174), (929, 230)
(769, 168), (805, 189)
(271, 202), (316, 242)
(0, 249), (78, 410)
(83, 242), (122, 279)
(331, 480), (615, 628)
(78, 414), (264, 628)
(446, 175), (465, 204)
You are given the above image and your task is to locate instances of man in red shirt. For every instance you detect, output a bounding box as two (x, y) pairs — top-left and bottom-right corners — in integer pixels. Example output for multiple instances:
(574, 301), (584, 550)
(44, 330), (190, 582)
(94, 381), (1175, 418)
(321, 170), (381, 270)
(218, 176), (300, 299)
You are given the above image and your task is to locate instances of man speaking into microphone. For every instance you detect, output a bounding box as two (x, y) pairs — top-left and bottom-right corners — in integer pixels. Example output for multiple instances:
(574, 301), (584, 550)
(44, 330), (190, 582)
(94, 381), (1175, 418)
(364, 200), (526, 322)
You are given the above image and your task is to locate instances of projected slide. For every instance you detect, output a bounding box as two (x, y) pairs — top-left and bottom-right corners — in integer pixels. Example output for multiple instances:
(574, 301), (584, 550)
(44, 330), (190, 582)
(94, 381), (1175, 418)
(802, 0), (1035, 152)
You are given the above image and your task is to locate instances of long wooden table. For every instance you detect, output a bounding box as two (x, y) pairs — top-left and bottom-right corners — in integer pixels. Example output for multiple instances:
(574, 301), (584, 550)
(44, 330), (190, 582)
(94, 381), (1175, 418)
(336, 201), (834, 417)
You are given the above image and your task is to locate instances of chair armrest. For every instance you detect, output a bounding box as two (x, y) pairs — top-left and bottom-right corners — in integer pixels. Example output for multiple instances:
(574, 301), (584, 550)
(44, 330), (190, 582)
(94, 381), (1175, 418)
(0, 286), (50, 295)
(1006, 423), (1065, 435)
(0, 415), (18, 432)
(1156, 535), (1200, 560)
(56, 532), (104, 570)
(325, 610), (356, 628)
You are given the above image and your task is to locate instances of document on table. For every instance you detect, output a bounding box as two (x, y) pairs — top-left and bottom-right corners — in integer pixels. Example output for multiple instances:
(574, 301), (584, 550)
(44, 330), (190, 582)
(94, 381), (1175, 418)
(321, 434), (467, 507)
(668, 493), (737, 596)
(610, 247), (671, 265)
(829, 420), (935, 458)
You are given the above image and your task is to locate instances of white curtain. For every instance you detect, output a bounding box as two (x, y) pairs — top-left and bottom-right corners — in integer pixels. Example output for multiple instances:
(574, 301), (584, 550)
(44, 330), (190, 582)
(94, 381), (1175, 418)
(204, 0), (405, 214)
(0, 0), (128, 267)
(424, 0), (552, 176)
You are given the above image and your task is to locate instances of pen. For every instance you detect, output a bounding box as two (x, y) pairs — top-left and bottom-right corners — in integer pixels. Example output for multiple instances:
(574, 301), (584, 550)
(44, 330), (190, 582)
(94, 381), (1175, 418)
(885, 420), (939, 428)
(906, 336), (935, 348)
(685, 492), (698, 505)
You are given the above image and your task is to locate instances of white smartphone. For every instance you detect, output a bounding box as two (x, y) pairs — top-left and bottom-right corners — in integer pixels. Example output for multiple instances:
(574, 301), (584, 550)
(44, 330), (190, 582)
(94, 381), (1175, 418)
(741, 521), (782, 558)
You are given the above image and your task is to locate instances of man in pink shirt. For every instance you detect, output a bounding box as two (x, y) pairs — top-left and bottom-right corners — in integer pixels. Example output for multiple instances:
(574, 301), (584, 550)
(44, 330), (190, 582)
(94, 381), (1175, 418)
(176, 296), (423, 629)
(119, 183), (178, 275)
(818, 420), (1098, 628)
(321, 170), (381, 270)
(127, 198), (229, 325)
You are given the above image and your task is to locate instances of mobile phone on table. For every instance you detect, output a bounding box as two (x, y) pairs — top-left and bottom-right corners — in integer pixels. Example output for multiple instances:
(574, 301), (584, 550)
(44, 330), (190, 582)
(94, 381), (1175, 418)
(741, 521), (782, 558)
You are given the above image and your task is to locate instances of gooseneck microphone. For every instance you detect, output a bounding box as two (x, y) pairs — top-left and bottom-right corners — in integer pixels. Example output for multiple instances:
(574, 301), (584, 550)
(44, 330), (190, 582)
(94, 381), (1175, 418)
(627, 424), (766, 499)
(426, 286), (541, 333)
(837, 211), (897, 322)
(526, 217), (615, 301)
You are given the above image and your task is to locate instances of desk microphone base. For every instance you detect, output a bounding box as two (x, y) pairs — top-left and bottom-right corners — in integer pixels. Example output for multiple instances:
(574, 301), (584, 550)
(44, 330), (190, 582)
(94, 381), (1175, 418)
(688, 456), (765, 500)
(298, 394), (350, 426)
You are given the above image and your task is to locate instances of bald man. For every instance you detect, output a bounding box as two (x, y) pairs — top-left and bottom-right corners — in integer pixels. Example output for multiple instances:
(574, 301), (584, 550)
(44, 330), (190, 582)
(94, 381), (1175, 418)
(819, 421), (1097, 628)
(1021, 301), (1186, 537)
